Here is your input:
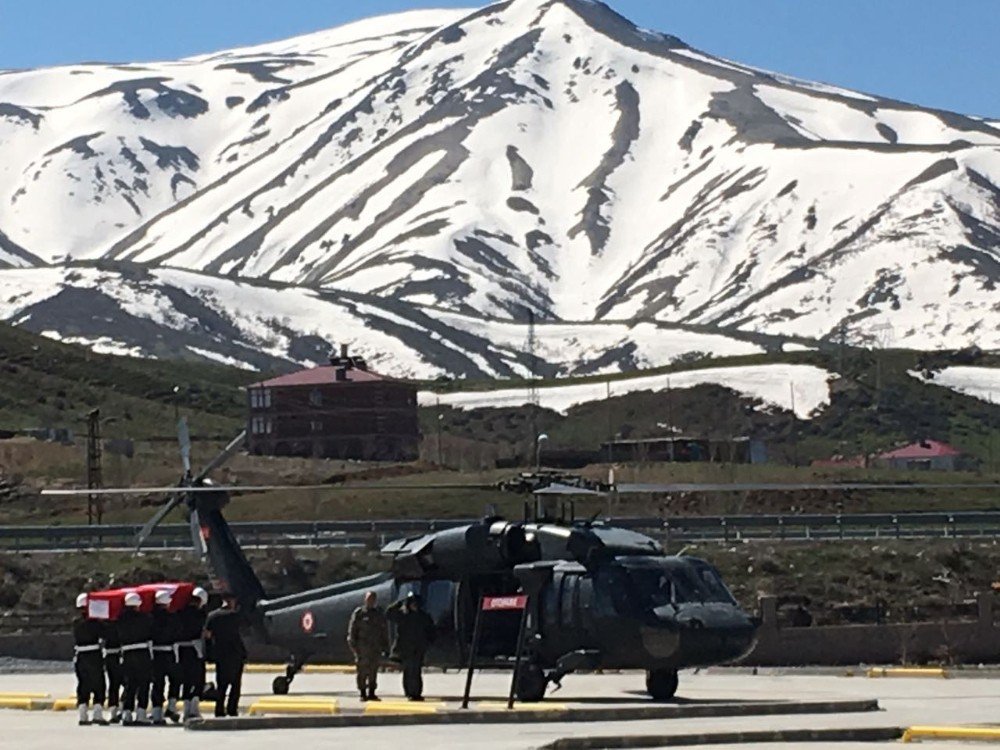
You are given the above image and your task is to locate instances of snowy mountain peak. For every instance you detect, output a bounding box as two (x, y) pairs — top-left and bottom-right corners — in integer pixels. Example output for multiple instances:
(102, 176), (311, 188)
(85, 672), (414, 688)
(1, 2), (998, 377)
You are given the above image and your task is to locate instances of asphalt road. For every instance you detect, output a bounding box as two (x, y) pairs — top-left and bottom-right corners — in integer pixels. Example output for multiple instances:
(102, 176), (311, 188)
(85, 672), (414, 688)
(3, 668), (998, 748)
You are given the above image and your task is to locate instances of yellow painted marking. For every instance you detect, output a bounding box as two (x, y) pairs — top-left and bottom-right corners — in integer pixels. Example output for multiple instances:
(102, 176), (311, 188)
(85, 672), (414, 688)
(0, 692), (50, 699)
(241, 664), (288, 674)
(210, 663), (355, 674)
(364, 700), (442, 714)
(302, 665), (355, 674)
(51, 698), (79, 711)
(868, 667), (948, 679)
(475, 701), (568, 712)
(248, 697), (339, 716)
(903, 725), (1000, 743)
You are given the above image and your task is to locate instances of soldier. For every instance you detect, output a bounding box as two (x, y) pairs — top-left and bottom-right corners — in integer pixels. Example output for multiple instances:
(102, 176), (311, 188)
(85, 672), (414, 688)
(177, 587), (209, 721)
(118, 591), (153, 725)
(101, 615), (123, 724)
(205, 593), (246, 717)
(387, 592), (436, 701)
(347, 590), (389, 701)
(72, 593), (108, 726)
(150, 590), (180, 725)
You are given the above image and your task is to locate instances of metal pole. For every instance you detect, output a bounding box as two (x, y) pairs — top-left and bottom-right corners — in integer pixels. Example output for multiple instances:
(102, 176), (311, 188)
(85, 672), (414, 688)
(507, 598), (531, 709)
(789, 383), (798, 468)
(436, 394), (443, 467)
(461, 595), (485, 709)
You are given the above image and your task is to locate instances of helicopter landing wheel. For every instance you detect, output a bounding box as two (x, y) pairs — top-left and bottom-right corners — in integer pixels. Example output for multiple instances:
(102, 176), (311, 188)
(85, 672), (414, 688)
(646, 668), (679, 701)
(515, 664), (547, 703)
(272, 676), (291, 695)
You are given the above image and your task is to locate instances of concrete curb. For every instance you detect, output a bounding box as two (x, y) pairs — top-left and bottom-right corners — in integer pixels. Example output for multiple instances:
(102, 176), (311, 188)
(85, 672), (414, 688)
(186, 698), (880, 732)
(537, 726), (904, 749)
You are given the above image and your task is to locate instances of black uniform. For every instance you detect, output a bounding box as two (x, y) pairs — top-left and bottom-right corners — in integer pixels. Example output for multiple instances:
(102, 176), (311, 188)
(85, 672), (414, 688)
(101, 620), (123, 715)
(387, 600), (436, 700)
(117, 607), (153, 716)
(176, 604), (207, 702)
(205, 606), (246, 717)
(73, 614), (107, 709)
(150, 607), (180, 719)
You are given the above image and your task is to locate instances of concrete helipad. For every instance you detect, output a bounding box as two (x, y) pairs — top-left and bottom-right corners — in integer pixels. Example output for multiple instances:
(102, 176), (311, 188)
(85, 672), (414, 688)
(3, 667), (1000, 748)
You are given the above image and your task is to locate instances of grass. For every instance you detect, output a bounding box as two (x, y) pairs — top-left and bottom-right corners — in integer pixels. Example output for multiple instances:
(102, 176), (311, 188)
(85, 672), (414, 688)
(0, 321), (254, 440)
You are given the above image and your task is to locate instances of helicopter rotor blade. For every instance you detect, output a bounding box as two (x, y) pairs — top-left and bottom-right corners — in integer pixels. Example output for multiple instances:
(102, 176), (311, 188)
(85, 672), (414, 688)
(43, 482), (501, 497)
(193, 430), (247, 484)
(177, 417), (192, 476)
(43, 481), (1000, 498)
(134, 493), (185, 551)
(613, 482), (1000, 493)
(189, 507), (206, 557)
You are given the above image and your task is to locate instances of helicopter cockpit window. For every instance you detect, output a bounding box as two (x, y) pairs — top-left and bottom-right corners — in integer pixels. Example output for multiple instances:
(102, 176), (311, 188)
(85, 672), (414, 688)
(625, 568), (676, 609)
(690, 563), (736, 604)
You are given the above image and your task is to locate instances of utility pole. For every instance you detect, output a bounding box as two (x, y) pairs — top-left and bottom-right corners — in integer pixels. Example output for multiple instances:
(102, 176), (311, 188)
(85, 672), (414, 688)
(86, 409), (103, 525)
(990, 391), (996, 475)
(605, 380), (613, 464)
(789, 382), (798, 468)
(525, 308), (539, 468)
(436, 393), (443, 467)
(666, 378), (674, 462)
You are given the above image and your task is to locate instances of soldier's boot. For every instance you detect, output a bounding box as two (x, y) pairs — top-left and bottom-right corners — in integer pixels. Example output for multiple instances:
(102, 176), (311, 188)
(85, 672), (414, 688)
(77, 704), (91, 726)
(188, 697), (202, 719)
(109, 706), (122, 724)
(151, 706), (166, 726)
(135, 707), (150, 725)
(92, 704), (108, 726)
(166, 698), (180, 723)
(121, 709), (134, 726)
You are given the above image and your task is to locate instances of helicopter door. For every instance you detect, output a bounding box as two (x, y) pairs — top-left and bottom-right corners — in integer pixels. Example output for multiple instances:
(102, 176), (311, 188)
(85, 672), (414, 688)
(458, 576), (523, 660)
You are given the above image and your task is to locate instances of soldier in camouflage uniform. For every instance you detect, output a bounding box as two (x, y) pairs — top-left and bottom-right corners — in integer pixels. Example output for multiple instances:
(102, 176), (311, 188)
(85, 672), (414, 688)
(347, 591), (389, 701)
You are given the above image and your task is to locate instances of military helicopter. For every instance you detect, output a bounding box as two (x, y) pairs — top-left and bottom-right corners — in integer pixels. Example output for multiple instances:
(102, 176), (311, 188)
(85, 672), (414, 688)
(46, 424), (1000, 702)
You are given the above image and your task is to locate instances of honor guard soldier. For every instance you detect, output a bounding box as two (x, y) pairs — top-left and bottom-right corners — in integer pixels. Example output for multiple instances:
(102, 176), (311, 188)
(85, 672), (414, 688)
(101, 616), (124, 724)
(73, 594), (108, 726)
(387, 592), (436, 701)
(150, 590), (181, 725)
(205, 593), (247, 717)
(347, 591), (389, 702)
(177, 587), (209, 720)
(118, 591), (153, 725)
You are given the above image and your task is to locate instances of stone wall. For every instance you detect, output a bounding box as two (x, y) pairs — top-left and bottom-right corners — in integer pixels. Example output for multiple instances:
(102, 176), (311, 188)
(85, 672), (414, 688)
(740, 593), (1000, 666)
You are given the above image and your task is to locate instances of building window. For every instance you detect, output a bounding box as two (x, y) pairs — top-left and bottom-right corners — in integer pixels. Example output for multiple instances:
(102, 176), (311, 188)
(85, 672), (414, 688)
(310, 420), (323, 433)
(251, 417), (267, 434)
(309, 389), (323, 407)
(250, 389), (273, 409)
(266, 419), (273, 434)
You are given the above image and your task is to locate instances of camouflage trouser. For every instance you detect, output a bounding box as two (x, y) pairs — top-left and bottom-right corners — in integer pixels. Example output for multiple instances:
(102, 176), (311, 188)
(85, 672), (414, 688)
(355, 653), (379, 697)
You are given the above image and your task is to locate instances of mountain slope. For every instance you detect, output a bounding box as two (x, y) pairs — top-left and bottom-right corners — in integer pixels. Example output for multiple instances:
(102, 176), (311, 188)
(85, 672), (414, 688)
(1, 0), (998, 376)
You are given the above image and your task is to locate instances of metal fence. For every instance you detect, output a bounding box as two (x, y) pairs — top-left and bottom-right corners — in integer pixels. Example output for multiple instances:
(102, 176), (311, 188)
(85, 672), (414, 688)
(2, 510), (1000, 552)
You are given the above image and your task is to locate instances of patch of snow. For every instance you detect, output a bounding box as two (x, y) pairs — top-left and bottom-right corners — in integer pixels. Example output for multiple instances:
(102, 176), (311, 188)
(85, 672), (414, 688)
(913, 367), (1000, 403)
(422, 364), (834, 419)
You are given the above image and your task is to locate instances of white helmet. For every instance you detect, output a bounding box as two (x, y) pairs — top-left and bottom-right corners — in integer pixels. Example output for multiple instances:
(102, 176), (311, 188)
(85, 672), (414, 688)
(155, 590), (172, 607)
(192, 587), (209, 605)
(124, 592), (142, 608)
(75, 593), (88, 609)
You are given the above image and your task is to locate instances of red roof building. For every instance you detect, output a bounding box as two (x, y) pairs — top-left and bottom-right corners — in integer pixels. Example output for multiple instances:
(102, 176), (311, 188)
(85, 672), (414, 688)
(246, 345), (419, 461)
(875, 440), (963, 471)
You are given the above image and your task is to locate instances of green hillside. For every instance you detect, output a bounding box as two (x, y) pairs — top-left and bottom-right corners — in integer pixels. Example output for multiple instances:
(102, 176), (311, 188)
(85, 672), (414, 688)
(0, 322), (254, 440)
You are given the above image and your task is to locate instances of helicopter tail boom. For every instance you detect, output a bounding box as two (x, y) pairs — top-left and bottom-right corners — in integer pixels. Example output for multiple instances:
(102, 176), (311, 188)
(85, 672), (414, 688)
(193, 490), (266, 613)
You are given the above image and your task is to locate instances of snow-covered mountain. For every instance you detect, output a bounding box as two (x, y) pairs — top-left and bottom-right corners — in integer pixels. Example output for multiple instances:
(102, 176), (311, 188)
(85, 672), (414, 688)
(1, 0), (998, 377)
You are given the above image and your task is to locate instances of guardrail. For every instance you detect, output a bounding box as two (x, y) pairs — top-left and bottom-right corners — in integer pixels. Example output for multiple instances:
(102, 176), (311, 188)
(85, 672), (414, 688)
(2, 510), (1000, 552)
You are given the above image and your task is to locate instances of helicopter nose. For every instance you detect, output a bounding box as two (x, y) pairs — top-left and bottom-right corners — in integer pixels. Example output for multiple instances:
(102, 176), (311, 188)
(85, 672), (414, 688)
(674, 606), (758, 663)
